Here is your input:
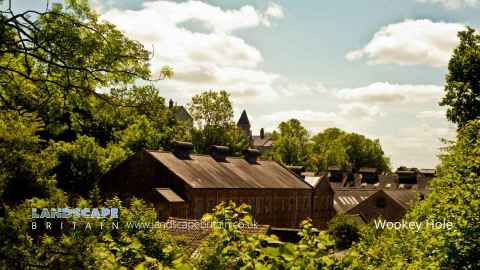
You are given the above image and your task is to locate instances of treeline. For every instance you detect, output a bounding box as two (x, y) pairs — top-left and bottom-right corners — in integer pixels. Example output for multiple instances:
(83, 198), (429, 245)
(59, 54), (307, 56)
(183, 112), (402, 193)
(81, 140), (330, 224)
(0, 0), (479, 269)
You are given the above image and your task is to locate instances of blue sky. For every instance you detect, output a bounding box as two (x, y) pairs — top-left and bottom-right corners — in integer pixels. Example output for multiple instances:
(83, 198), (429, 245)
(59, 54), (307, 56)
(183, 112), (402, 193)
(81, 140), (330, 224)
(9, 0), (480, 168)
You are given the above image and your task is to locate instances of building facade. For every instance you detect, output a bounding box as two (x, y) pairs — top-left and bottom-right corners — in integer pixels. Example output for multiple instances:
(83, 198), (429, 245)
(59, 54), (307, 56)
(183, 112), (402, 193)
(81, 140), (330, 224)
(101, 143), (327, 228)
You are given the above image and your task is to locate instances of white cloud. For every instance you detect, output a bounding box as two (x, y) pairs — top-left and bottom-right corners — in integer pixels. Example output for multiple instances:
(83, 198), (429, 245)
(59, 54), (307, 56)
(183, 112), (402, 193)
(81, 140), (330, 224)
(259, 104), (384, 134)
(416, 0), (479, 9)
(346, 20), (466, 67)
(262, 2), (285, 26)
(336, 82), (443, 104)
(416, 110), (446, 119)
(339, 103), (384, 120)
(381, 124), (455, 168)
(101, 1), (320, 104)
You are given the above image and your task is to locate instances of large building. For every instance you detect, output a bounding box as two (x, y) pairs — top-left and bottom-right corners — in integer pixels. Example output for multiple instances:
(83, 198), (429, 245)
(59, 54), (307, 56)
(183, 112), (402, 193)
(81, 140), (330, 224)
(101, 138), (430, 227)
(101, 142), (333, 228)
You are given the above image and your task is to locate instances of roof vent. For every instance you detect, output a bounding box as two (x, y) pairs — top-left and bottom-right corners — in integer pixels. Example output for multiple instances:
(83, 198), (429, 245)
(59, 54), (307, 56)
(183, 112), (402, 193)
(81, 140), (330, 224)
(243, 148), (261, 164)
(210, 145), (230, 161)
(286, 165), (305, 176)
(173, 141), (193, 159)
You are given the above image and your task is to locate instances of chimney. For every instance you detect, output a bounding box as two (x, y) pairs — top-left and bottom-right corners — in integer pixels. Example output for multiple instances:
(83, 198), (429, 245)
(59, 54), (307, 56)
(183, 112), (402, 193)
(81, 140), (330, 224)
(173, 141), (193, 159)
(210, 145), (230, 161)
(243, 148), (261, 164)
(286, 165), (305, 176)
(260, 128), (265, 139)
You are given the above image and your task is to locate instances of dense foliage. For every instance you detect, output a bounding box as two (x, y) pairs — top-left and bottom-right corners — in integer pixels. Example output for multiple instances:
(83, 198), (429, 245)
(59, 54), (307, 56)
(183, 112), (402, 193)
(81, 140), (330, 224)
(1, 0), (478, 269)
(268, 124), (390, 173)
(188, 90), (248, 155)
(440, 27), (480, 127)
(343, 120), (480, 269)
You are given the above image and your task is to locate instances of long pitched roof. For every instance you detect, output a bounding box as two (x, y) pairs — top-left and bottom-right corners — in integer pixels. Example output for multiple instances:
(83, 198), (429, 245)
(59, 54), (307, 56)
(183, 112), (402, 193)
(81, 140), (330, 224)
(147, 150), (311, 189)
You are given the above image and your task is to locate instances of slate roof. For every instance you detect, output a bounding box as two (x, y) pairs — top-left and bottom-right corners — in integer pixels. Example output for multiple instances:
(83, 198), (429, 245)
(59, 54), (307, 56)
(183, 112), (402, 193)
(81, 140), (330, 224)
(146, 150), (311, 189)
(384, 189), (419, 208)
(333, 188), (378, 213)
(156, 188), (185, 203)
(304, 172), (328, 187)
(237, 110), (250, 126)
(359, 167), (378, 173)
(419, 169), (436, 175)
(252, 136), (273, 147)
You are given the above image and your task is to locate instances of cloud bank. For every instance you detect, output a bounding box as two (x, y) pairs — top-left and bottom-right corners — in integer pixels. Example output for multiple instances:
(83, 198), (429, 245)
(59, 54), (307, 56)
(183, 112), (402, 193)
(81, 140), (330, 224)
(346, 20), (465, 67)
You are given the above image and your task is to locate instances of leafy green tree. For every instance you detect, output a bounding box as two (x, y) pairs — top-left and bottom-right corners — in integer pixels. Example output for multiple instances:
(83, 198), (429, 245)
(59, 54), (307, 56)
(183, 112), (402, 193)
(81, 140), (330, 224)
(310, 128), (349, 172)
(310, 128), (390, 173)
(440, 27), (480, 127)
(0, 197), (193, 269)
(48, 136), (127, 197)
(188, 90), (248, 154)
(328, 215), (362, 250)
(194, 201), (339, 269)
(0, 0), (151, 101)
(0, 110), (57, 203)
(270, 119), (311, 166)
(346, 120), (480, 269)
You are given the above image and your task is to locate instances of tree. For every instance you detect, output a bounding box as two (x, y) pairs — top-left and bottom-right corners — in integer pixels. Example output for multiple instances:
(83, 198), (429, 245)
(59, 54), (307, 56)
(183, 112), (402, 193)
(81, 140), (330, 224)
(328, 214), (362, 250)
(310, 128), (390, 173)
(310, 128), (348, 172)
(0, 0), (152, 102)
(188, 90), (248, 154)
(440, 27), (480, 127)
(270, 119), (311, 166)
(346, 120), (480, 269)
(0, 110), (57, 203)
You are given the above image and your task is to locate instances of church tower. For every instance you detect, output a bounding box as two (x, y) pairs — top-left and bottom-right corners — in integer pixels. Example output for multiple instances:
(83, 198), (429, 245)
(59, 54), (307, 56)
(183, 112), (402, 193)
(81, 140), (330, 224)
(237, 110), (252, 141)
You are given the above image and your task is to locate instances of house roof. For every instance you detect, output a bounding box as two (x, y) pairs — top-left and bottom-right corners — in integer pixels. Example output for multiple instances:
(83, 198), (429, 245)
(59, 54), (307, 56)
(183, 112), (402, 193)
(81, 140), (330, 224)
(165, 217), (270, 250)
(333, 188), (378, 213)
(252, 136), (273, 147)
(384, 189), (418, 208)
(146, 150), (312, 189)
(156, 188), (185, 203)
(304, 172), (328, 187)
(359, 167), (378, 173)
(173, 106), (192, 123)
(237, 110), (250, 126)
(328, 165), (341, 171)
(419, 169), (436, 175)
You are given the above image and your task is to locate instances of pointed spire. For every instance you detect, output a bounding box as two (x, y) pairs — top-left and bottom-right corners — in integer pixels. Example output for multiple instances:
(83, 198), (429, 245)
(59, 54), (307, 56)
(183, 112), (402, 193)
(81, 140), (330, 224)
(237, 110), (251, 126)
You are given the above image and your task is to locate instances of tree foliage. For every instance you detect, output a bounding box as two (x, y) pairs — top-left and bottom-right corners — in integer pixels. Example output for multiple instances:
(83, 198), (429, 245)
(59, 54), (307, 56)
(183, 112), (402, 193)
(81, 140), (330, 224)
(188, 90), (248, 154)
(440, 27), (480, 127)
(270, 119), (311, 166)
(345, 120), (480, 269)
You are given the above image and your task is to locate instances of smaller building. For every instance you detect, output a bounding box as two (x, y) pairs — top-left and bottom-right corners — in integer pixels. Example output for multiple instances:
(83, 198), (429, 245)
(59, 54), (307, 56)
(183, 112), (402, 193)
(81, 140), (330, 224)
(236, 110), (274, 153)
(333, 188), (420, 223)
(168, 99), (193, 127)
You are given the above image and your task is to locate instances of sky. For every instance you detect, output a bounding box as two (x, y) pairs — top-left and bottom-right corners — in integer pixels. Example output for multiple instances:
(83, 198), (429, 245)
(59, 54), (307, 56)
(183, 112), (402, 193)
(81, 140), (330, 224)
(8, 0), (480, 168)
